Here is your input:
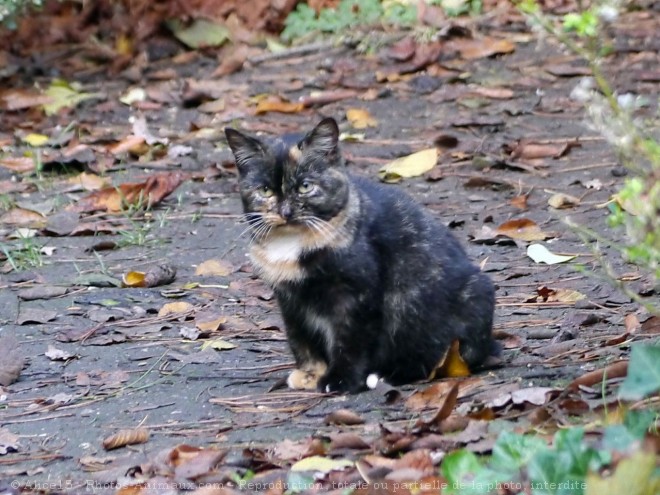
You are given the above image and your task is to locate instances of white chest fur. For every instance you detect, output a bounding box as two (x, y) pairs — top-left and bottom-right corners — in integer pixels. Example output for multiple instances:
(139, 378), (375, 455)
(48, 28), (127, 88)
(249, 232), (307, 285)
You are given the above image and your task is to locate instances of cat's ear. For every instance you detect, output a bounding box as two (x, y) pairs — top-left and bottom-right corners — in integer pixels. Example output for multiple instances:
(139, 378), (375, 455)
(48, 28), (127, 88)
(300, 118), (339, 155)
(224, 128), (267, 172)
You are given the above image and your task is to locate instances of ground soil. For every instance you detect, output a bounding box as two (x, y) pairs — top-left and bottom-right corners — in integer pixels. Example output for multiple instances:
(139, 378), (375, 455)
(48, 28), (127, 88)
(0, 5), (658, 495)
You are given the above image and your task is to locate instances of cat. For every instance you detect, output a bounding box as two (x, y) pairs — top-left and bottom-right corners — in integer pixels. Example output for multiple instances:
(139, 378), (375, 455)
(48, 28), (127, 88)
(224, 118), (497, 394)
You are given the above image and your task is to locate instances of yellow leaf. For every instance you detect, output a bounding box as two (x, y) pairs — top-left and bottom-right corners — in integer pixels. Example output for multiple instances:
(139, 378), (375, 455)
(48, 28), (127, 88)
(432, 340), (471, 379)
(378, 148), (439, 183)
(158, 301), (194, 317)
(346, 108), (378, 129)
(182, 282), (199, 290)
(122, 271), (146, 288)
(195, 259), (234, 277)
(201, 338), (237, 351)
(290, 456), (353, 473)
(22, 133), (49, 147)
(115, 34), (133, 56)
(586, 451), (659, 495)
(42, 80), (103, 116)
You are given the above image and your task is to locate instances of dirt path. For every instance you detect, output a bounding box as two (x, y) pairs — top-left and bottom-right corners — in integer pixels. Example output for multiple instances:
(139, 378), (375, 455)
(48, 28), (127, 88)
(0, 7), (658, 494)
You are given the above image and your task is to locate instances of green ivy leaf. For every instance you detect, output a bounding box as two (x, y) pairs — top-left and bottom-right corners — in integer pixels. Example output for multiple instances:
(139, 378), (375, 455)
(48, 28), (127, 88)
(619, 344), (660, 400)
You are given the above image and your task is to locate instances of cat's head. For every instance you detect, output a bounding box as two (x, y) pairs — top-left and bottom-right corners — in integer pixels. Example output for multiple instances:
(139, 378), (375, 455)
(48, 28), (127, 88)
(224, 118), (351, 236)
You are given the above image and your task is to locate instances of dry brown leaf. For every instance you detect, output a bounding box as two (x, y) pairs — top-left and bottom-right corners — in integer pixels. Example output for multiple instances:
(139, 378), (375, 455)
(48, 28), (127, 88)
(405, 381), (457, 411)
(494, 218), (550, 241)
(624, 314), (641, 333)
(0, 88), (52, 110)
(468, 86), (515, 99)
(534, 286), (586, 303)
(70, 172), (187, 213)
(567, 360), (629, 391)
(640, 315), (660, 334)
(0, 208), (46, 228)
(453, 37), (515, 60)
(67, 172), (108, 191)
(0, 157), (36, 173)
(346, 108), (378, 129)
(509, 194), (529, 210)
(102, 428), (149, 450)
(108, 135), (147, 156)
(158, 301), (194, 317)
(324, 409), (365, 426)
(195, 259), (235, 277)
(328, 432), (370, 451)
(0, 334), (25, 386)
(510, 141), (574, 160)
(195, 311), (227, 332)
(255, 98), (305, 114)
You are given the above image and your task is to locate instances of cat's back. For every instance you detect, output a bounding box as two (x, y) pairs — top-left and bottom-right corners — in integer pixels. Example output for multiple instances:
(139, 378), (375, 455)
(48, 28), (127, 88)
(349, 174), (474, 271)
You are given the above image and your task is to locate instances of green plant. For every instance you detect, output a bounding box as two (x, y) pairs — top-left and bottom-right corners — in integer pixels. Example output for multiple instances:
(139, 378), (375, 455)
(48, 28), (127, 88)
(0, 233), (44, 270)
(116, 219), (153, 248)
(429, 0), (482, 18)
(0, 0), (42, 27)
(517, 0), (659, 311)
(281, 0), (417, 42)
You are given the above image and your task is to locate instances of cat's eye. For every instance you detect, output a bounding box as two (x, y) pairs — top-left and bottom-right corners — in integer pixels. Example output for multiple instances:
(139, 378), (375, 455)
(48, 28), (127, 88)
(257, 186), (274, 198)
(297, 181), (315, 194)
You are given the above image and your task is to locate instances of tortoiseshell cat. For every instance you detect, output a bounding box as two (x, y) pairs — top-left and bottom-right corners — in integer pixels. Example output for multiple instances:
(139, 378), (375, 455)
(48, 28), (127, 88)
(225, 118), (496, 394)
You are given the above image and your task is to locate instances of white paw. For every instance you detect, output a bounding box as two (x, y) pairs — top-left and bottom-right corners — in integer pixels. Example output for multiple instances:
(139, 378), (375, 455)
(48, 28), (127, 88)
(366, 373), (380, 389)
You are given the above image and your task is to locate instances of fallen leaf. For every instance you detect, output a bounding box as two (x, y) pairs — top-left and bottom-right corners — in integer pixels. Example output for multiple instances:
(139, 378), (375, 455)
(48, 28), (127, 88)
(123, 263), (176, 288)
(452, 37), (516, 60)
(510, 140), (575, 160)
(324, 409), (365, 426)
(158, 302), (194, 317)
(0, 88), (52, 111)
(200, 338), (237, 351)
(640, 316), (660, 334)
(102, 429), (150, 450)
(70, 172), (187, 213)
(346, 108), (378, 129)
(0, 428), (20, 455)
(494, 219), (550, 242)
(119, 87), (147, 106)
(255, 98), (305, 114)
(290, 455), (353, 473)
(378, 148), (439, 183)
(195, 312), (227, 332)
(0, 208), (47, 228)
(17, 308), (58, 325)
(167, 19), (229, 49)
(22, 133), (49, 147)
(417, 382), (460, 429)
(45, 345), (74, 361)
(0, 335), (24, 386)
(586, 451), (659, 495)
(624, 314), (641, 333)
(548, 192), (580, 209)
(568, 360), (628, 391)
(510, 387), (554, 406)
(195, 259), (235, 277)
(534, 286), (586, 303)
(406, 381), (459, 411)
(527, 244), (576, 264)
(43, 80), (103, 116)
(17, 286), (68, 301)
(67, 172), (109, 191)
(509, 194), (529, 210)
(432, 340), (470, 379)
(0, 156), (37, 174)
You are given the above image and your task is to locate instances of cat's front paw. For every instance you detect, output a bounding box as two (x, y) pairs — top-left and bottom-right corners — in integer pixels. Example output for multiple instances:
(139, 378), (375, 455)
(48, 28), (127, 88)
(318, 371), (364, 394)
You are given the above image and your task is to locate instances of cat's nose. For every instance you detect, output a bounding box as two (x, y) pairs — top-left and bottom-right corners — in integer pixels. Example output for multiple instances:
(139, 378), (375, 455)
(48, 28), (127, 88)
(279, 202), (293, 220)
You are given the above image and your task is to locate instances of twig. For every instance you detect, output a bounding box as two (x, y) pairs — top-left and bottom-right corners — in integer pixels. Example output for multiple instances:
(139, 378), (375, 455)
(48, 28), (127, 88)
(248, 41), (337, 64)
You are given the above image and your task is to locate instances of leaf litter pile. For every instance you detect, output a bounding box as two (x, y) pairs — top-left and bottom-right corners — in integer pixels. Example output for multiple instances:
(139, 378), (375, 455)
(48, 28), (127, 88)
(0, 1), (659, 494)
